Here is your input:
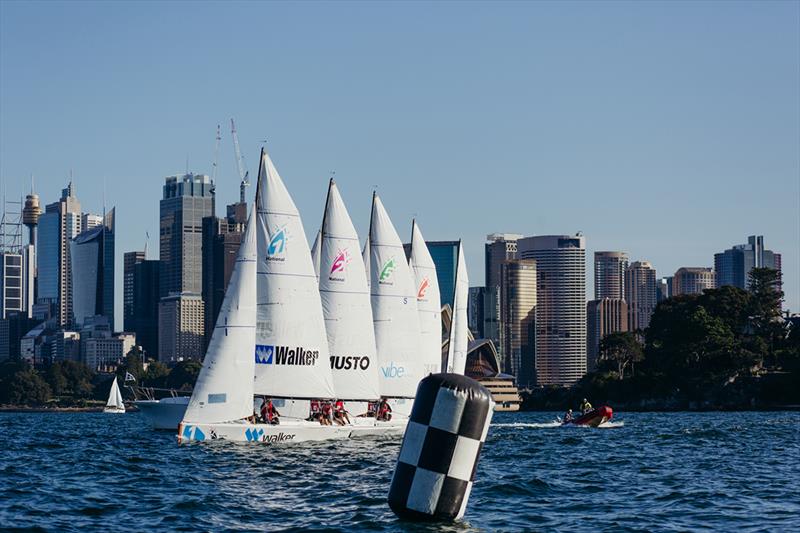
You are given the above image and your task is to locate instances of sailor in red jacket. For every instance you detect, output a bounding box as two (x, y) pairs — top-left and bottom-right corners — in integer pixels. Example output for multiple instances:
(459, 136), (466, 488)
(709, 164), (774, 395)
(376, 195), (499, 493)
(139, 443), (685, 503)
(333, 399), (351, 425)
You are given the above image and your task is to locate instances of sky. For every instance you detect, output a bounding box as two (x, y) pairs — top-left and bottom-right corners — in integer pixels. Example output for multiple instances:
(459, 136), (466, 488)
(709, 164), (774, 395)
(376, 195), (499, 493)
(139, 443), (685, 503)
(1, 1), (798, 330)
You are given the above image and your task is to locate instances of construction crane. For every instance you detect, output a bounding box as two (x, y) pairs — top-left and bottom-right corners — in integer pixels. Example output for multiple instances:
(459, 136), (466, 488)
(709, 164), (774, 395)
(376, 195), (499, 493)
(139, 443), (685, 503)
(211, 124), (221, 182)
(230, 118), (250, 204)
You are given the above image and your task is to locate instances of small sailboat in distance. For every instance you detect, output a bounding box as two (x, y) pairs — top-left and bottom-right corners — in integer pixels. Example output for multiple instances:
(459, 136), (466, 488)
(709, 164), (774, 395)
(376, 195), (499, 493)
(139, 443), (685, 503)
(104, 377), (125, 414)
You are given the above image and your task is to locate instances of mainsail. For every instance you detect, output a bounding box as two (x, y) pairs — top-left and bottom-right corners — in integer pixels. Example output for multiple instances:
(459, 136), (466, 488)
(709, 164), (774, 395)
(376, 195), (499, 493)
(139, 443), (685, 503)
(369, 193), (423, 397)
(106, 377), (124, 410)
(319, 180), (381, 400)
(446, 240), (469, 375)
(310, 229), (321, 281)
(183, 206), (257, 424)
(254, 150), (336, 399)
(409, 220), (442, 375)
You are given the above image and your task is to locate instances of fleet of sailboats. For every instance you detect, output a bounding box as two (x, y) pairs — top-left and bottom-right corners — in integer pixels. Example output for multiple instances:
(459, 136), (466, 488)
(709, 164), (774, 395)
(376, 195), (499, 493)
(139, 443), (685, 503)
(178, 148), (471, 444)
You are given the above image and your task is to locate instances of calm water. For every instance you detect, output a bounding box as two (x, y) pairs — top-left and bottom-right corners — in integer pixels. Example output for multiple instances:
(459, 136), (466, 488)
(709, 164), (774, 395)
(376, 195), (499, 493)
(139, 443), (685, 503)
(1, 411), (798, 532)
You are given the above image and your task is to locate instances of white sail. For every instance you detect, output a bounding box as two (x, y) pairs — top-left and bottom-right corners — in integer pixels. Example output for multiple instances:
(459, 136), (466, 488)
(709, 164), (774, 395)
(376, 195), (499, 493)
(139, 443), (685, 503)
(369, 193), (423, 397)
(254, 151), (336, 399)
(310, 228), (321, 281)
(362, 236), (370, 290)
(409, 220), (442, 375)
(106, 377), (124, 410)
(319, 180), (381, 400)
(183, 206), (257, 424)
(446, 240), (470, 375)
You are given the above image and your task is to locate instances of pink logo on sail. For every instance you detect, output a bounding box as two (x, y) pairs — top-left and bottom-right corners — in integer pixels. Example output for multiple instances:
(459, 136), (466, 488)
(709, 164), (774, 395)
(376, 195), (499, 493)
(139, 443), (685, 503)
(329, 249), (349, 280)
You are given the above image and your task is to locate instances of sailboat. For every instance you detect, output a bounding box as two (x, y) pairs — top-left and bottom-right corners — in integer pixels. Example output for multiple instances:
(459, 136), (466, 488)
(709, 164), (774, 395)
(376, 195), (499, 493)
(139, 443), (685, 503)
(445, 240), (469, 374)
(368, 193), (423, 418)
(179, 150), (350, 443)
(409, 220), (442, 375)
(104, 377), (125, 414)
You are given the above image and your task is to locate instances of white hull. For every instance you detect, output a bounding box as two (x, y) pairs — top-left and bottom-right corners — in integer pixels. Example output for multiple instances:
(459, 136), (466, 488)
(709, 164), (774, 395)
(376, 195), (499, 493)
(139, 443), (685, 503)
(103, 406), (125, 414)
(136, 397), (189, 430)
(349, 416), (407, 437)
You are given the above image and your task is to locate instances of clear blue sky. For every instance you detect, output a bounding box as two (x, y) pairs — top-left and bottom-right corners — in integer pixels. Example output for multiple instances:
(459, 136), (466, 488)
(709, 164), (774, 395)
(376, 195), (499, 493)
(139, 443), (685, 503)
(1, 1), (798, 329)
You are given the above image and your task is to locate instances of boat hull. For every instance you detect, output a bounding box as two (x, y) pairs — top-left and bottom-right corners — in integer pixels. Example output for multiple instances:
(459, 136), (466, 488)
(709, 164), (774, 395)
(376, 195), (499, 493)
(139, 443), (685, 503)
(349, 416), (407, 437)
(135, 397), (190, 430)
(565, 406), (613, 427)
(178, 420), (352, 444)
(103, 407), (125, 414)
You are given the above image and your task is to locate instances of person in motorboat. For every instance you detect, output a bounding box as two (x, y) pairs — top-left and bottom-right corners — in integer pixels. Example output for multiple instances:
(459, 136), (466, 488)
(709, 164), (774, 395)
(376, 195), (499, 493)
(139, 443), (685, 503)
(320, 401), (333, 425)
(563, 409), (573, 423)
(580, 398), (593, 414)
(333, 399), (351, 426)
(261, 397), (281, 425)
(377, 398), (392, 422)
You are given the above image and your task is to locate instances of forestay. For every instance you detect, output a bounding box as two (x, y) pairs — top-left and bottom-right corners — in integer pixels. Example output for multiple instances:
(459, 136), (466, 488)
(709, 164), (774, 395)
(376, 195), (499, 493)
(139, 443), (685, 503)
(369, 193), (423, 398)
(409, 220), (442, 375)
(254, 151), (336, 399)
(319, 180), (381, 400)
(183, 207), (257, 424)
(446, 240), (469, 375)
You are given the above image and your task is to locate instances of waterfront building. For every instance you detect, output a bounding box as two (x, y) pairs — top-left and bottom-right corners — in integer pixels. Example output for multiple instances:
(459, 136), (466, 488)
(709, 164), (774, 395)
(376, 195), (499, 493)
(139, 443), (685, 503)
(714, 235), (782, 290)
(37, 182), (82, 327)
(517, 234), (586, 386)
(131, 259), (160, 358)
(201, 204), (245, 349)
(673, 267), (716, 296)
(483, 233), (521, 360)
(626, 261), (657, 331)
(69, 209), (114, 328)
(586, 298), (628, 369)
(123, 251), (145, 332)
(656, 276), (672, 302)
(158, 292), (204, 362)
(499, 259), (537, 387)
(0, 248), (34, 319)
(594, 251), (628, 300)
(80, 316), (135, 371)
(159, 174), (214, 360)
(467, 286), (485, 338)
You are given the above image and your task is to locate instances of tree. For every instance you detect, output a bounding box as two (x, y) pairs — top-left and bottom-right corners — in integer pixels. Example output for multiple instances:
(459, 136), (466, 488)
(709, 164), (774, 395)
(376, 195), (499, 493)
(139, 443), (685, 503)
(0, 369), (51, 405)
(166, 360), (202, 391)
(748, 267), (785, 365)
(599, 332), (643, 380)
(144, 361), (169, 387)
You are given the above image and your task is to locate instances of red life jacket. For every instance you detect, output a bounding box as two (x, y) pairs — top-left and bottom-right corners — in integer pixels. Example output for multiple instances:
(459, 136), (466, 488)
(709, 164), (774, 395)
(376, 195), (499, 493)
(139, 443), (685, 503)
(334, 400), (344, 413)
(322, 403), (332, 415)
(310, 400), (320, 413)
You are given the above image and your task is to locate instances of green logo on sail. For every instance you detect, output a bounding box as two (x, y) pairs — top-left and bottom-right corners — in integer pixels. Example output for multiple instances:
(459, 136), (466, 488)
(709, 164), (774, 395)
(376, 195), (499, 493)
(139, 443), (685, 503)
(379, 258), (397, 283)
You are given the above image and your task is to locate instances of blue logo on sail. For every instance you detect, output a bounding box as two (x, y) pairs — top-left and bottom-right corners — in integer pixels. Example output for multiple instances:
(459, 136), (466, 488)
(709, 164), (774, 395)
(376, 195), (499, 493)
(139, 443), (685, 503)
(255, 345), (274, 364)
(267, 227), (287, 258)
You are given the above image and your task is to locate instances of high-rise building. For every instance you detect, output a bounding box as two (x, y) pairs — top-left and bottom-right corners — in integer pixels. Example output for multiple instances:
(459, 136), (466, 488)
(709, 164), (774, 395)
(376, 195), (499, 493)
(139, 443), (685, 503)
(483, 233), (521, 359)
(131, 259), (160, 358)
(673, 267), (716, 296)
(159, 173), (214, 360)
(80, 316), (135, 371)
(594, 251), (628, 300)
(626, 261), (657, 331)
(123, 251), (145, 332)
(0, 249), (34, 319)
(0, 311), (42, 361)
(467, 286), (485, 338)
(656, 277), (672, 302)
(586, 298), (628, 370)
(499, 259), (537, 387)
(517, 234), (586, 386)
(201, 207), (244, 349)
(37, 182), (82, 326)
(158, 292), (204, 362)
(69, 209), (115, 328)
(81, 213), (103, 232)
(714, 235), (782, 290)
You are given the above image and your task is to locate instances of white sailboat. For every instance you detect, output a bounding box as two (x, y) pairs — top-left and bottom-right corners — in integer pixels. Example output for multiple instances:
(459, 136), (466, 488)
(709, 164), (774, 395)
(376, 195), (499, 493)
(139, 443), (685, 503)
(445, 240), (470, 375)
(104, 377), (125, 414)
(368, 193), (423, 417)
(179, 150), (349, 443)
(409, 220), (442, 375)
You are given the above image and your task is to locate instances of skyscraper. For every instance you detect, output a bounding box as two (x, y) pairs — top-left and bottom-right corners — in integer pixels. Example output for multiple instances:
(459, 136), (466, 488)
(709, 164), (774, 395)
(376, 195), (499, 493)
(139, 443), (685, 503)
(483, 233), (521, 360)
(467, 286), (485, 338)
(69, 209), (114, 328)
(586, 298), (628, 369)
(517, 234), (586, 386)
(499, 259), (536, 387)
(123, 251), (145, 332)
(132, 259), (160, 358)
(37, 182), (82, 326)
(159, 173), (214, 360)
(594, 251), (628, 300)
(626, 261), (657, 331)
(714, 235), (782, 290)
(656, 277), (672, 302)
(673, 267), (716, 296)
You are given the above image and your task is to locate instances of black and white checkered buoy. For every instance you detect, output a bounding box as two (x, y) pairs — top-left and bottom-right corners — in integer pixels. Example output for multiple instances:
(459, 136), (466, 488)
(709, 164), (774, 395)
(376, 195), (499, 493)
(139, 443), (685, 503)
(387, 373), (494, 521)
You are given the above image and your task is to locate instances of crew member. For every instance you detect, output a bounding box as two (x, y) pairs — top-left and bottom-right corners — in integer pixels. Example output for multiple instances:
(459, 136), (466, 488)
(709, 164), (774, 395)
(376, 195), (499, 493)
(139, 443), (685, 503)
(262, 397), (280, 425)
(377, 398), (392, 422)
(333, 399), (350, 425)
(320, 401), (333, 425)
(309, 399), (321, 422)
(579, 398), (593, 414)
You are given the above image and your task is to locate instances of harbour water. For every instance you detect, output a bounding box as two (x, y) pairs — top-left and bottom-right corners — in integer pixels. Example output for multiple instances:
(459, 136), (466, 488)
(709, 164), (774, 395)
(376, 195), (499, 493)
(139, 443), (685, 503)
(1, 411), (798, 531)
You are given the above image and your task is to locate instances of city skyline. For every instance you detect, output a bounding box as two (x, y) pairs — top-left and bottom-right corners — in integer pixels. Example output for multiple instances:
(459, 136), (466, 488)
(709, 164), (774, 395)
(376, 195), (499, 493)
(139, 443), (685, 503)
(1, 2), (798, 322)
